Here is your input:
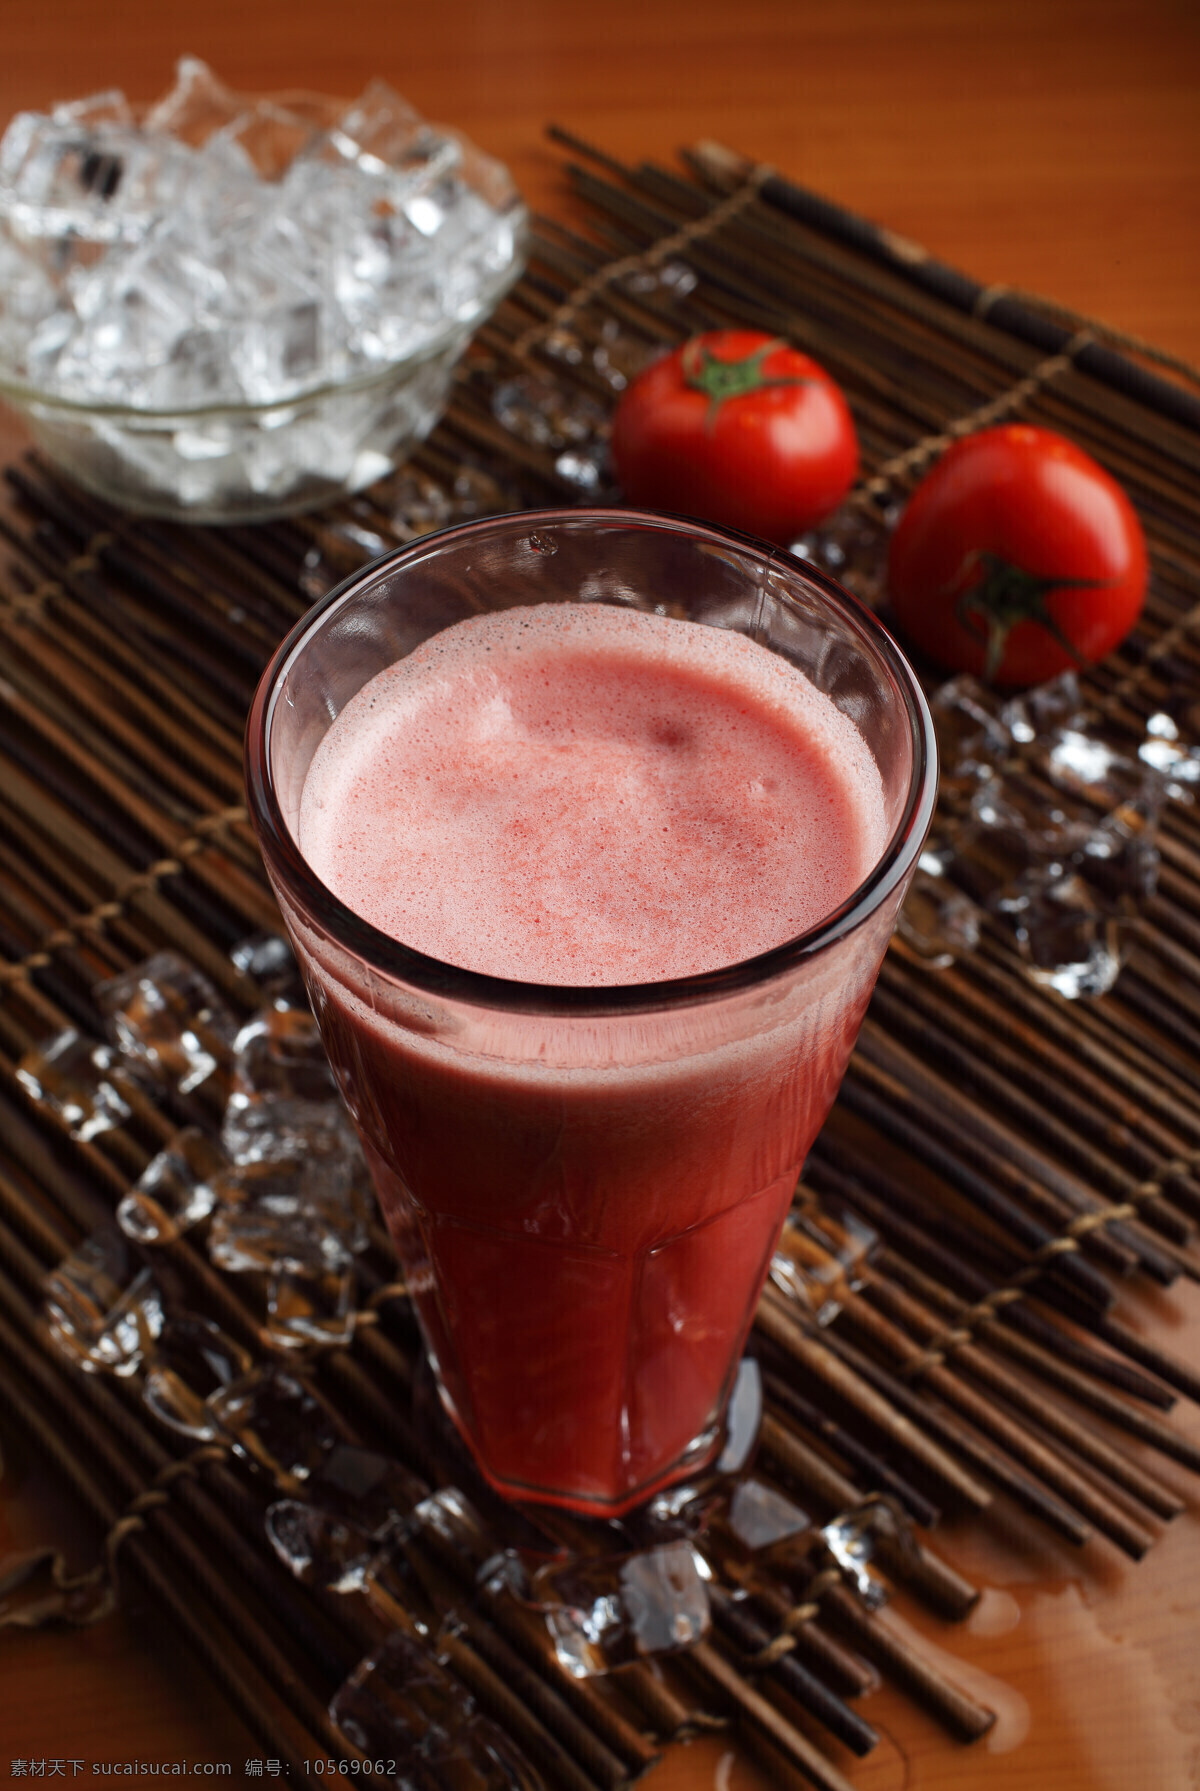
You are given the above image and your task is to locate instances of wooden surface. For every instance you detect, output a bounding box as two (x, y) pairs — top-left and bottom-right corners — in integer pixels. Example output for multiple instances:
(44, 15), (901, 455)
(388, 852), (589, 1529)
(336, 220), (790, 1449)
(2, 0), (1200, 369)
(2, 0), (1200, 1783)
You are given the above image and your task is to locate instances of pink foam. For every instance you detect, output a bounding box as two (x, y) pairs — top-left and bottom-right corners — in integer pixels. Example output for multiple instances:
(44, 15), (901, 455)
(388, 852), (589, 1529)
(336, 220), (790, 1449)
(299, 603), (887, 985)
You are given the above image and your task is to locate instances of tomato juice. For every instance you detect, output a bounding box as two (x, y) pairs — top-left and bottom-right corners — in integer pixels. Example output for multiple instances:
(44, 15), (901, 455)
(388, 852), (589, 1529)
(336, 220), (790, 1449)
(247, 512), (935, 1514)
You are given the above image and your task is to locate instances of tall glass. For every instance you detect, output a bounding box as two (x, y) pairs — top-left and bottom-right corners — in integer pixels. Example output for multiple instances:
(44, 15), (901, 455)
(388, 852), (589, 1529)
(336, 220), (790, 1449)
(245, 509), (936, 1515)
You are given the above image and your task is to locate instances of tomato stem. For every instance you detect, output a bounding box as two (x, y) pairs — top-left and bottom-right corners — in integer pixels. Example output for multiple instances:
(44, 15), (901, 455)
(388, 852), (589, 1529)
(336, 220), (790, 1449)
(681, 336), (811, 430)
(954, 550), (1102, 682)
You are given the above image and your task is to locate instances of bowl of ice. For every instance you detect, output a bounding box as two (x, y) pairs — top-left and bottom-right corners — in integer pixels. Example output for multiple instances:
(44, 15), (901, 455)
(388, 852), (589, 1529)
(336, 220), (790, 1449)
(0, 60), (527, 522)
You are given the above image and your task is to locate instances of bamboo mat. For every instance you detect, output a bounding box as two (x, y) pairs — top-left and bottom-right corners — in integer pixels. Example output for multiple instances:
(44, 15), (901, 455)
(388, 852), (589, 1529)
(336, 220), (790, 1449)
(2, 135), (1200, 1789)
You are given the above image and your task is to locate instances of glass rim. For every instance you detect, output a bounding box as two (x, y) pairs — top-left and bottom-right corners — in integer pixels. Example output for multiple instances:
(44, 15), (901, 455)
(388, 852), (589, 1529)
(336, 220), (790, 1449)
(245, 505), (938, 1018)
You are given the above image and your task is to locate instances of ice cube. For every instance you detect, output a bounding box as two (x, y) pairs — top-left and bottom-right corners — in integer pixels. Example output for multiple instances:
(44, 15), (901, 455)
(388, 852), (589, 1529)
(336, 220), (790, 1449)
(408, 1487), (488, 1561)
(142, 1313), (252, 1438)
(53, 90), (137, 132)
(208, 1154), (368, 1275)
(266, 1263), (358, 1348)
(717, 1356), (763, 1477)
(0, 225), (64, 366)
(208, 1365), (341, 1491)
(140, 323), (237, 411)
(928, 676), (1015, 804)
(794, 501), (891, 605)
(1045, 726), (1154, 812)
(630, 1482), (723, 1553)
(705, 1477), (814, 1583)
(266, 1499), (377, 1593)
(330, 81), (458, 186)
(209, 102), (325, 183)
(531, 1542), (710, 1676)
(330, 1629), (542, 1786)
(725, 1478), (812, 1553)
(0, 110), (192, 246)
(896, 866), (985, 967)
(491, 373), (607, 451)
(117, 1127), (224, 1244)
(1081, 802), (1160, 904)
(310, 1444), (427, 1538)
(591, 318), (655, 390)
(554, 445), (608, 496)
(44, 1228), (163, 1375)
(821, 1499), (909, 1609)
(1005, 867), (1128, 999)
(96, 950), (235, 1094)
(221, 1005), (350, 1163)
(999, 671), (1085, 745)
(143, 59), (244, 149)
(1139, 728), (1200, 801)
(769, 1207), (875, 1325)
(229, 932), (308, 1008)
(969, 772), (1093, 872)
(378, 468), (455, 539)
(619, 257), (699, 300)
(16, 1029), (132, 1141)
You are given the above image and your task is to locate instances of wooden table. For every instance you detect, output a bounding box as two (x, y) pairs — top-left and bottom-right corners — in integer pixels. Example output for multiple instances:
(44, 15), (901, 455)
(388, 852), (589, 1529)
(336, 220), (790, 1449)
(2, 1), (1200, 1783)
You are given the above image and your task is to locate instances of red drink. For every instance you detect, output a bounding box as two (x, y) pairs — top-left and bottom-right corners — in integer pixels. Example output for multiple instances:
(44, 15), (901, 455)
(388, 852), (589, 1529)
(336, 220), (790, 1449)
(247, 511), (935, 1513)
(298, 602), (887, 987)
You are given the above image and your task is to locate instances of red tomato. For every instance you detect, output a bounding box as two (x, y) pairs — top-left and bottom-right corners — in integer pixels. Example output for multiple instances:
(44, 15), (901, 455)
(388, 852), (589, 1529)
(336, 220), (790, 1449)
(610, 330), (859, 545)
(886, 424), (1148, 687)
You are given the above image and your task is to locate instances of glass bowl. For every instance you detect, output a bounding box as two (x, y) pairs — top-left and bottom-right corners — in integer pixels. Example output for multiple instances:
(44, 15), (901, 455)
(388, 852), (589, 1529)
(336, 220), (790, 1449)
(0, 296), (515, 524)
(0, 65), (526, 522)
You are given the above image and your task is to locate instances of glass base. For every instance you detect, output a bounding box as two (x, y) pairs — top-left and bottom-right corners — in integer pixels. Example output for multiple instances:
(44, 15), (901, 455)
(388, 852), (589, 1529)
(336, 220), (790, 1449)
(442, 1390), (726, 1519)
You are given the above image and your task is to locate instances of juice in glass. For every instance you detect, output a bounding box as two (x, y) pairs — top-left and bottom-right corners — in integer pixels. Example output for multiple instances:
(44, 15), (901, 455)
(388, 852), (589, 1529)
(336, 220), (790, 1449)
(246, 510), (935, 1514)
